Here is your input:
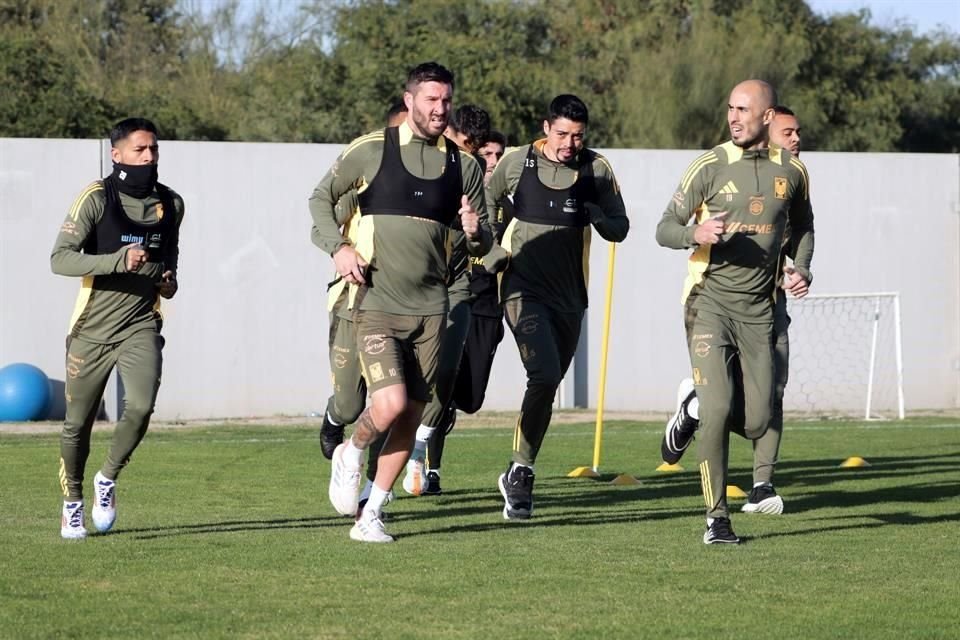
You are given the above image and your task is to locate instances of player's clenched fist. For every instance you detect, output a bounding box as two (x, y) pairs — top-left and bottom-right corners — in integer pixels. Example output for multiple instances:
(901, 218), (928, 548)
(693, 211), (727, 245)
(458, 194), (480, 240)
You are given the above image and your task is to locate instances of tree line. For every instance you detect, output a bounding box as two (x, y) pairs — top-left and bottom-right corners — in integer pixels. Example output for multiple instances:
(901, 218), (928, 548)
(2, 0), (958, 152)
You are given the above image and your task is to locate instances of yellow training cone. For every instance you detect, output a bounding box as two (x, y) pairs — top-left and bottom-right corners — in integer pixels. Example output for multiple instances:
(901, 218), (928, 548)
(656, 463), (684, 473)
(726, 485), (748, 499)
(840, 456), (871, 468)
(567, 466), (600, 478)
(610, 474), (641, 486)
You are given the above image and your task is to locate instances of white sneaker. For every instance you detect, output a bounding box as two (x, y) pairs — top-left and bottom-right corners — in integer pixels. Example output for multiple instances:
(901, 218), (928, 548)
(349, 511), (394, 543)
(402, 453), (426, 496)
(61, 500), (87, 540)
(329, 443), (362, 516)
(91, 471), (117, 532)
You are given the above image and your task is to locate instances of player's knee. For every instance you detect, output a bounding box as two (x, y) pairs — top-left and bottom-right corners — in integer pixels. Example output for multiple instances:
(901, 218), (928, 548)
(527, 367), (563, 391)
(744, 412), (772, 440)
(371, 389), (408, 425)
(122, 398), (155, 424)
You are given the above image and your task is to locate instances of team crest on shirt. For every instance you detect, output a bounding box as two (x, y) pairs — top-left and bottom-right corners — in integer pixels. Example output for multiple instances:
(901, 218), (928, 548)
(749, 195), (764, 215)
(774, 177), (788, 200)
(155, 202), (164, 220)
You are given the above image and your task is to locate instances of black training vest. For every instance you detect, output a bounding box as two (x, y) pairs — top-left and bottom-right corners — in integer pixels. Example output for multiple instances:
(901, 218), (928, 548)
(82, 177), (177, 257)
(357, 126), (462, 226)
(512, 145), (597, 227)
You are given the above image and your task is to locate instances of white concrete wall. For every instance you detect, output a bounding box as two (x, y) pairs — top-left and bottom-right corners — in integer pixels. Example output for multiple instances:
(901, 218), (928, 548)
(1, 139), (957, 419)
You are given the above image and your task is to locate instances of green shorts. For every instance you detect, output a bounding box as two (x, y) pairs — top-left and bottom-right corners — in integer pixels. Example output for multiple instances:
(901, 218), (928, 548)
(354, 310), (445, 403)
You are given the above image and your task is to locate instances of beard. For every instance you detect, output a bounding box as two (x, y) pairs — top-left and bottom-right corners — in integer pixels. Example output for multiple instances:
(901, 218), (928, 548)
(732, 129), (765, 148)
(412, 107), (447, 140)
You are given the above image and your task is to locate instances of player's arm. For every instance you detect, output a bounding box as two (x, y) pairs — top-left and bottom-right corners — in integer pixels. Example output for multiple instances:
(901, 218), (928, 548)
(481, 147), (523, 271)
(307, 142), (372, 256)
(156, 193), (185, 299)
(50, 184), (133, 277)
(587, 155), (629, 243)
(309, 141), (378, 284)
(655, 153), (717, 249)
(311, 189), (359, 254)
(460, 152), (492, 257)
(787, 161), (815, 285)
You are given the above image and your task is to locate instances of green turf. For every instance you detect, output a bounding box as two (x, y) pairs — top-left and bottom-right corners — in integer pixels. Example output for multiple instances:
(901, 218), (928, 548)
(3, 417), (959, 639)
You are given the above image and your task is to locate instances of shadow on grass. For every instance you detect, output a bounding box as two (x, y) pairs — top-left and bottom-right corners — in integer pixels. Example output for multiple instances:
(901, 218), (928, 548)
(109, 450), (960, 542)
(771, 450), (960, 487)
(749, 510), (960, 542)
(113, 515), (352, 540)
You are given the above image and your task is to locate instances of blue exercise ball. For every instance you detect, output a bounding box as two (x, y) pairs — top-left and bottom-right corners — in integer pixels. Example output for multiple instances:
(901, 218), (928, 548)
(0, 363), (52, 421)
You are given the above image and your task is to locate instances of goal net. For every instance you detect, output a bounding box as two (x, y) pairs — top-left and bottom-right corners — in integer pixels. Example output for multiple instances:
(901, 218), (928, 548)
(784, 292), (904, 420)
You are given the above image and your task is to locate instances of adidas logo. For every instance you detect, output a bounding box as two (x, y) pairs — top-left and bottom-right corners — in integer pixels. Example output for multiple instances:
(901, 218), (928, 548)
(719, 181), (739, 195)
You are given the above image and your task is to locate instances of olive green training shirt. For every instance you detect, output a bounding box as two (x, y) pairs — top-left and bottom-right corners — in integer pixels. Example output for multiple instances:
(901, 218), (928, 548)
(655, 141), (815, 323)
(50, 181), (185, 343)
(485, 139), (630, 314)
(309, 122), (492, 317)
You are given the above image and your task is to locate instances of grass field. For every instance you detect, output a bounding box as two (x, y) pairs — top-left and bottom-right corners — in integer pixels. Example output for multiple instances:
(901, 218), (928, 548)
(3, 415), (959, 639)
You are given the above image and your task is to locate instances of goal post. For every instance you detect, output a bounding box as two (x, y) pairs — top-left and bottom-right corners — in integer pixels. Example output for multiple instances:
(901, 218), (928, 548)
(785, 292), (905, 420)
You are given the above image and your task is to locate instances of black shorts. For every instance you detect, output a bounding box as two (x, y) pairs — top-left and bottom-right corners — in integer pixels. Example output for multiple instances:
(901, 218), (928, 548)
(452, 312), (505, 413)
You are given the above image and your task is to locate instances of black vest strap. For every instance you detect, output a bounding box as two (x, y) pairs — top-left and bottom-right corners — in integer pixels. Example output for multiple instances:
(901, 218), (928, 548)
(512, 145), (597, 227)
(358, 127), (462, 226)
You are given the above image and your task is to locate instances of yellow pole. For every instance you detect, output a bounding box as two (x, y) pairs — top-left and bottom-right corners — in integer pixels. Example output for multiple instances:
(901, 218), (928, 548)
(592, 242), (616, 471)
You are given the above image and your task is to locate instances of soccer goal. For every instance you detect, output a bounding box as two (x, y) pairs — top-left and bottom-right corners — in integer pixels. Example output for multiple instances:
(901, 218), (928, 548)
(785, 292), (905, 420)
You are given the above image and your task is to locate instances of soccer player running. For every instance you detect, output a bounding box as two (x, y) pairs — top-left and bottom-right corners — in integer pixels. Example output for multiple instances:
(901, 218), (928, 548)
(417, 130), (511, 496)
(487, 95), (629, 520)
(312, 99), (408, 515)
(656, 81), (814, 544)
(309, 62), (491, 542)
(659, 105), (810, 517)
(51, 117), (185, 539)
(403, 104), (491, 496)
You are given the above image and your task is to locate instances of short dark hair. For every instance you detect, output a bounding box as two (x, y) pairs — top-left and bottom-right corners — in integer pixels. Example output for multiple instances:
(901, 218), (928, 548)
(547, 94), (588, 125)
(406, 62), (455, 92)
(110, 118), (158, 146)
(448, 104), (491, 150)
(385, 97), (407, 124)
(486, 130), (507, 148)
(773, 105), (795, 116)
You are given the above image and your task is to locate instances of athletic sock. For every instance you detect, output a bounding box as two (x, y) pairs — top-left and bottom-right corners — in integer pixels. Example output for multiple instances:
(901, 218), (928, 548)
(364, 484), (391, 517)
(343, 438), (364, 467)
(326, 411), (343, 426)
(413, 425), (435, 456)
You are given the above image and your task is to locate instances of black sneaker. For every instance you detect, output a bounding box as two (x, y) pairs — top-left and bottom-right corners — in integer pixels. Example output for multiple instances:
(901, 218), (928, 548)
(741, 484), (784, 515)
(422, 470), (442, 496)
(319, 415), (345, 460)
(661, 378), (699, 464)
(703, 517), (740, 544)
(498, 463), (534, 520)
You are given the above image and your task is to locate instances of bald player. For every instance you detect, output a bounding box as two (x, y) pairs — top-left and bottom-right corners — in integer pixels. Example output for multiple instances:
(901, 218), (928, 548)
(655, 81), (814, 544)
(658, 104), (812, 519)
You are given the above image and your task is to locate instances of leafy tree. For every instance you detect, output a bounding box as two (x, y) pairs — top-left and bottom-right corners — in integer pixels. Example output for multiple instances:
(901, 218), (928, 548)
(0, 35), (110, 137)
(0, 0), (957, 151)
(790, 11), (960, 151)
